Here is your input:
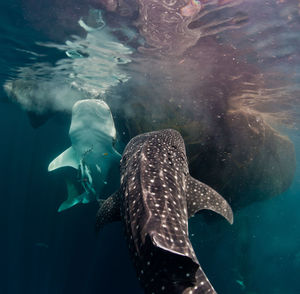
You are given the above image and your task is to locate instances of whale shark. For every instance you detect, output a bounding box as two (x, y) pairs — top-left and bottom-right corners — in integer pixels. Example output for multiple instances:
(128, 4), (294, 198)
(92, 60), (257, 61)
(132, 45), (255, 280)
(96, 129), (233, 293)
(48, 99), (121, 211)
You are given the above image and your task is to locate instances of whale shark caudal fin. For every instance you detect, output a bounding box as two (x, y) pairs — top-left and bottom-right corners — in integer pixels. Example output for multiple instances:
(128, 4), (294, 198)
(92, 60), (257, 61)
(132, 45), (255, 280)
(48, 147), (79, 171)
(95, 190), (121, 230)
(186, 175), (234, 224)
(57, 179), (88, 212)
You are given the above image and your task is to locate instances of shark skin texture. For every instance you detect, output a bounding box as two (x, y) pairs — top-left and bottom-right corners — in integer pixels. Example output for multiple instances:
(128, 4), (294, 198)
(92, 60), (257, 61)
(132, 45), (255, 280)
(48, 99), (121, 211)
(96, 129), (233, 294)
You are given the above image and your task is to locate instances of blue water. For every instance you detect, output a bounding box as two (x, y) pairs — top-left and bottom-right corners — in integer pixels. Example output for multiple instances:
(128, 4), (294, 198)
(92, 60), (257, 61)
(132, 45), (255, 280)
(1, 1), (300, 293)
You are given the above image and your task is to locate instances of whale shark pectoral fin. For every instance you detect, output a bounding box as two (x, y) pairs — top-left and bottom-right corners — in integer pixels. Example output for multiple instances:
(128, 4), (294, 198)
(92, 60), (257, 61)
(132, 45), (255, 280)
(48, 147), (79, 171)
(186, 175), (234, 224)
(95, 190), (121, 231)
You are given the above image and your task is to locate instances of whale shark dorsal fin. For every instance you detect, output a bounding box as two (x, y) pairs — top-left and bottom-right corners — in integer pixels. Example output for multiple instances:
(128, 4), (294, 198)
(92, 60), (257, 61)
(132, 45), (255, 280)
(186, 175), (234, 224)
(95, 190), (121, 231)
(48, 147), (79, 171)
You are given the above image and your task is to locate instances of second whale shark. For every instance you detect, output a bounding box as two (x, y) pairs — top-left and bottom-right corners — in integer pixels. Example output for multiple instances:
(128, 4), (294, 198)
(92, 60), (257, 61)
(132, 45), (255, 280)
(48, 99), (121, 211)
(96, 129), (233, 294)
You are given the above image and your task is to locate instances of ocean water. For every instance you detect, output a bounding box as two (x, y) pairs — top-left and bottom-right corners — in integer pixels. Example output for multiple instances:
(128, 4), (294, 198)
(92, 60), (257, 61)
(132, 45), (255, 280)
(0, 1), (300, 294)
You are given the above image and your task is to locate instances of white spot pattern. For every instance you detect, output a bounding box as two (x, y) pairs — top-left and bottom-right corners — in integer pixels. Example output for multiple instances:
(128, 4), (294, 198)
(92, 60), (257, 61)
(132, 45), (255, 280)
(116, 130), (222, 294)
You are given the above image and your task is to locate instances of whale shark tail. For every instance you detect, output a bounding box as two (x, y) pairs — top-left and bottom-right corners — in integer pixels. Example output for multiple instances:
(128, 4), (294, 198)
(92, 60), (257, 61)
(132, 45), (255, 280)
(57, 179), (90, 212)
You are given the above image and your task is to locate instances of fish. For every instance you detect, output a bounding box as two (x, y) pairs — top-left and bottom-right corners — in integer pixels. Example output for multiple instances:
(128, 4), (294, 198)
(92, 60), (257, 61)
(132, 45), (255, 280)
(96, 129), (233, 294)
(48, 99), (121, 211)
(35, 242), (49, 249)
(236, 279), (246, 290)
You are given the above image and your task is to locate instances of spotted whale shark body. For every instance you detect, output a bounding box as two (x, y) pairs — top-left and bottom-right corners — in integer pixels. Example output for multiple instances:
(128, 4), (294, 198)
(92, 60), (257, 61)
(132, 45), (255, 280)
(96, 129), (233, 293)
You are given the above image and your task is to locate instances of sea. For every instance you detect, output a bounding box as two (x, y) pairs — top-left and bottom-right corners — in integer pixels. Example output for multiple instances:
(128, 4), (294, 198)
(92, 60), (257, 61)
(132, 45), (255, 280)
(0, 1), (300, 293)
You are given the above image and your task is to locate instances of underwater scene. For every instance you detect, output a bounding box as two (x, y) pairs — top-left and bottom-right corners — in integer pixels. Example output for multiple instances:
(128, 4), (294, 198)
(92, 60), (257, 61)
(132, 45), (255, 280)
(1, 0), (300, 293)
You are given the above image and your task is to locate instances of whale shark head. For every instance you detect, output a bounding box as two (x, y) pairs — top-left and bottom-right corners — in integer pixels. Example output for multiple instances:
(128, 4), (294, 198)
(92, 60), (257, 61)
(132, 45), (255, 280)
(70, 99), (116, 142)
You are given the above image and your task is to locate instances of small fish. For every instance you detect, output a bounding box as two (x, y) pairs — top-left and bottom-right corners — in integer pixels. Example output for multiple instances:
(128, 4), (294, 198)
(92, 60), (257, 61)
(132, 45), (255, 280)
(236, 279), (246, 290)
(35, 243), (49, 249)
